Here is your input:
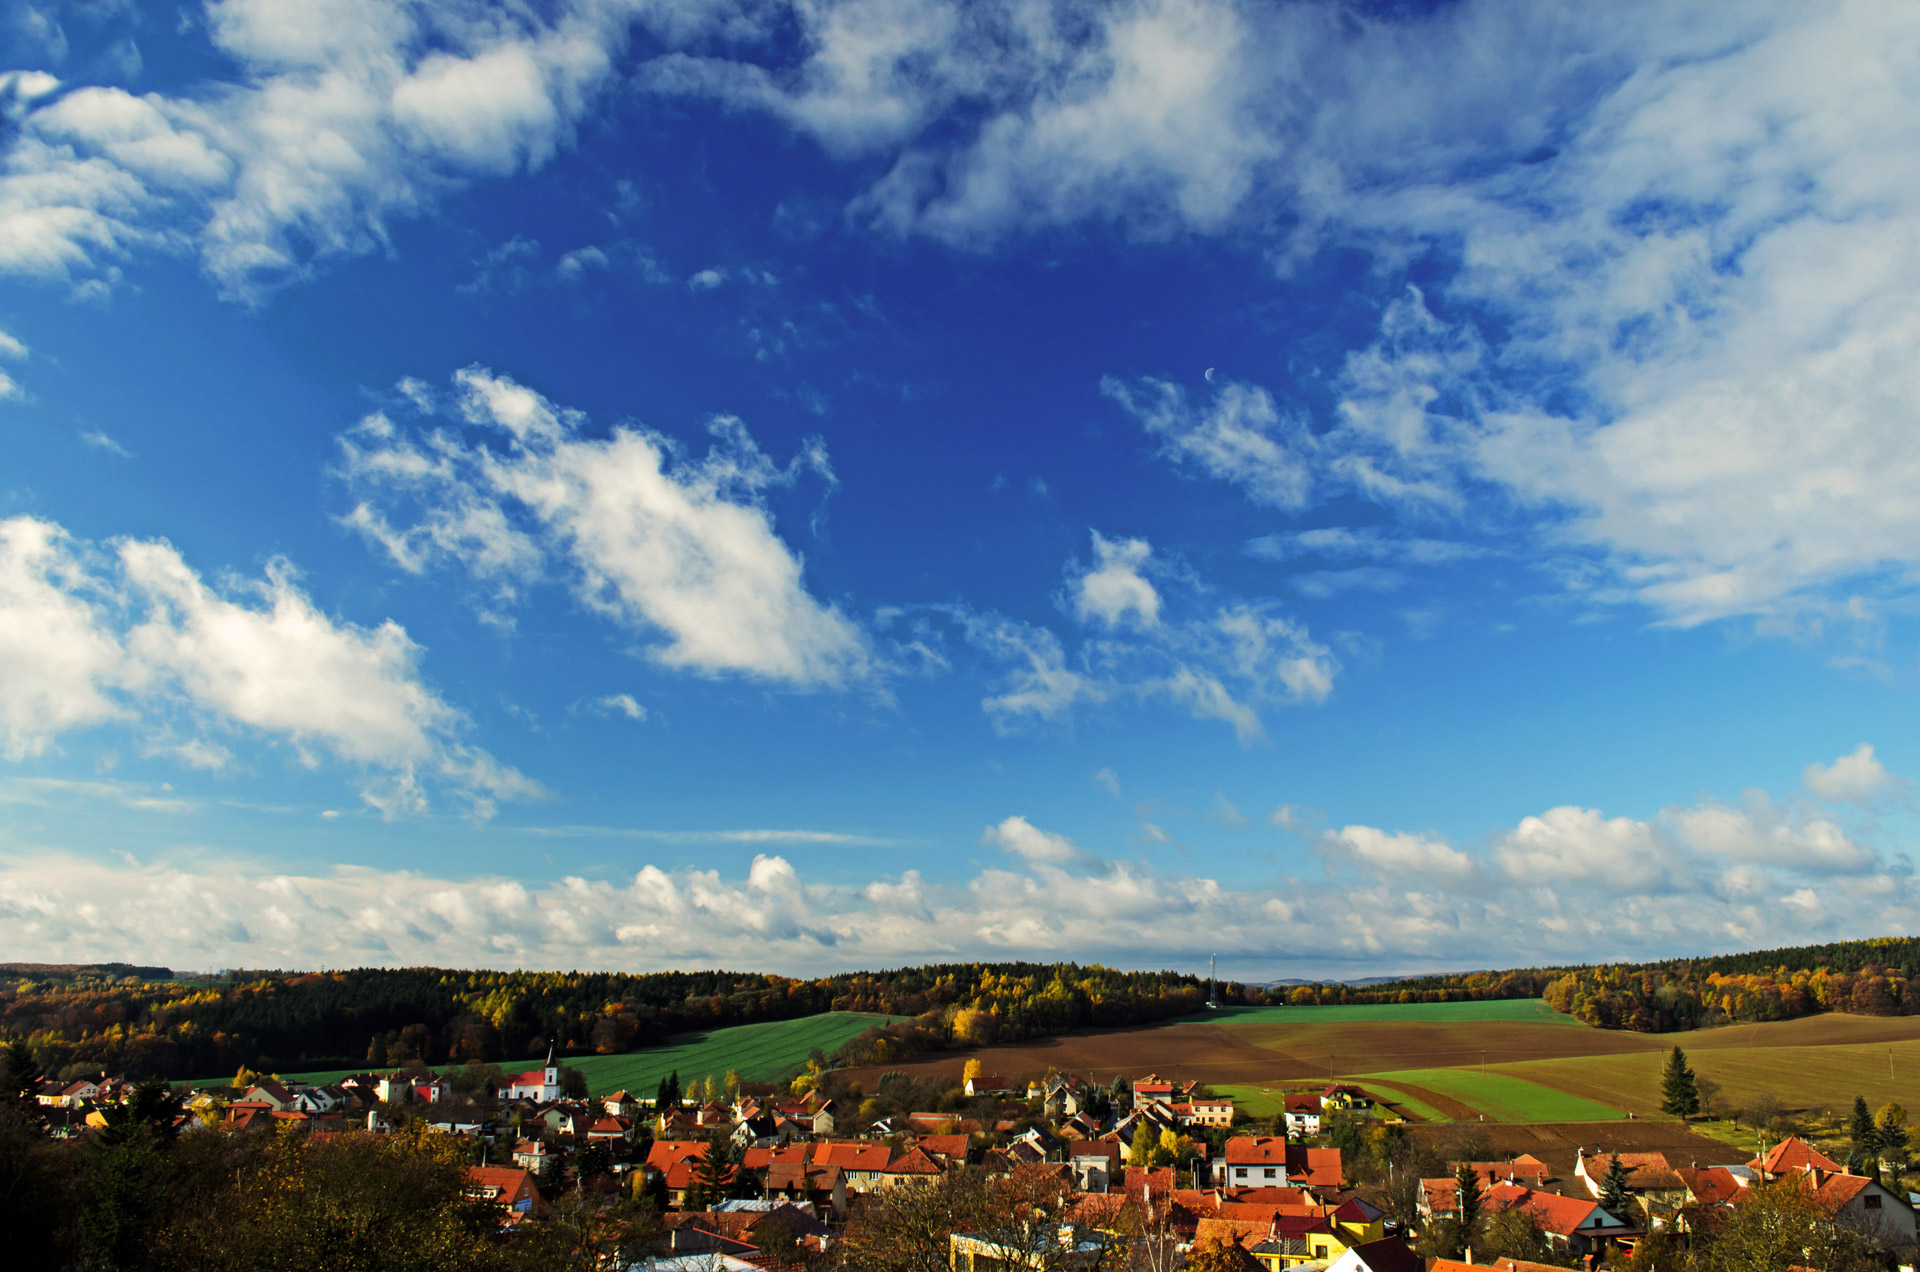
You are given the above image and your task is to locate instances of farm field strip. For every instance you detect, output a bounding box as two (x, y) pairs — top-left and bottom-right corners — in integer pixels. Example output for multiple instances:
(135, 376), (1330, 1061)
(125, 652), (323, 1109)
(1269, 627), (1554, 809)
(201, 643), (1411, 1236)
(183, 1011), (905, 1095)
(1210, 999), (1580, 1027)
(1494, 1038), (1920, 1117)
(1353, 1065), (1625, 1123)
(1348, 1082), (1454, 1124)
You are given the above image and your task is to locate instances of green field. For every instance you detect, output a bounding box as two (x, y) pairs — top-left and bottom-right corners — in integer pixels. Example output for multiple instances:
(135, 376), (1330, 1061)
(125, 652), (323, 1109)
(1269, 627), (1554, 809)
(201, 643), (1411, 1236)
(566, 1013), (906, 1096)
(1213, 1080), (1452, 1125)
(187, 1011), (905, 1096)
(1210, 998), (1576, 1028)
(1355, 1066), (1625, 1123)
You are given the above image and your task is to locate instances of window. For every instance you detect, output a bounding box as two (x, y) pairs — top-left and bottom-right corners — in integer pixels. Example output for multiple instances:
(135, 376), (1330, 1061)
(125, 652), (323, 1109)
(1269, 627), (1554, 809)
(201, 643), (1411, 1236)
(1265, 1168), (1277, 1179)
(1865, 1195), (1882, 1210)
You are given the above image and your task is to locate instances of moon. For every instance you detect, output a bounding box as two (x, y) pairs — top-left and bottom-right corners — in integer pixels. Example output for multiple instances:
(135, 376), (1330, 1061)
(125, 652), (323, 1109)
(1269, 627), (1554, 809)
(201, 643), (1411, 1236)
(1204, 367), (1216, 382)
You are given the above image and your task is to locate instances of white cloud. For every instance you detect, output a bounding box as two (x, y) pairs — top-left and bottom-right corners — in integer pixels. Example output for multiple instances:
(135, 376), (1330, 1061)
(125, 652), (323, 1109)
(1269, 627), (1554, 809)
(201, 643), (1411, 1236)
(0, 518), (130, 759)
(585, 693), (647, 721)
(687, 266), (726, 290)
(340, 368), (872, 689)
(1327, 824), (1472, 880)
(1069, 530), (1160, 629)
(5, 747), (1908, 974)
(1243, 526), (1481, 566)
(1803, 743), (1893, 804)
(1668, 796), (1876, 874)
(0, 514), (534, 814)
(981, 814), (1090, 868)
(80, 429), (131, 456)
(1494, 805), (1680, 892)
(0, 0), (666, 299)
(1101, 376), (1313, 510)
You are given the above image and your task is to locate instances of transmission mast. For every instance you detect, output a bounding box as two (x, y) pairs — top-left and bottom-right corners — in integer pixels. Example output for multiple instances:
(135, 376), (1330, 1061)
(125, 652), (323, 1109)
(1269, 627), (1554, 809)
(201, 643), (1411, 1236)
(1207, 953), (1217, 1009)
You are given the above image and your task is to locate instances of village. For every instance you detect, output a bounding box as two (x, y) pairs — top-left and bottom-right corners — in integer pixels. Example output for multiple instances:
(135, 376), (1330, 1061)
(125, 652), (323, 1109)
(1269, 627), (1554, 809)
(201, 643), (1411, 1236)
(26, 1046), (1920, 1272)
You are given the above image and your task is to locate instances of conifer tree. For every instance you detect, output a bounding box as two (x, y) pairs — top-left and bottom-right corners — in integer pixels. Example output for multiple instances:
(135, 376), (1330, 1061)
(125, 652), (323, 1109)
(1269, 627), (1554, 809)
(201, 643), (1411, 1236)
(1659, 1046), (1699, 1118)
(1850, 1094), (1880, 1176)
(1454, 1160), (1482, 1239)
(1598, 1152), (1636, 1221)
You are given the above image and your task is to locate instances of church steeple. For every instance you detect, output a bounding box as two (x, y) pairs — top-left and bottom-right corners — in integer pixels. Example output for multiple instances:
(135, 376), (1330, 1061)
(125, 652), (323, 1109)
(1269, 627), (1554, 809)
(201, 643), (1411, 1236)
(543, 1039), (558, 1090)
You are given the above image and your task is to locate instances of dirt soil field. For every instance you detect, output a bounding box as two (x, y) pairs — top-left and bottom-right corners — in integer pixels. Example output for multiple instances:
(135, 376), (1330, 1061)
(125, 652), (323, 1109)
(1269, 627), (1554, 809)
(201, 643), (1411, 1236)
(841, 1018), (1307, 1091)
(1409, 1119), (1743, 1179)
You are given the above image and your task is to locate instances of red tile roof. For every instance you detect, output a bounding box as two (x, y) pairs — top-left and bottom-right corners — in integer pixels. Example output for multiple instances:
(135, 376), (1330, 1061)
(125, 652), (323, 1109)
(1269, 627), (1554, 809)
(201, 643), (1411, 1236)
(1223, 1136), (1289, 1165)
(1750, 1136), (1842, 1177)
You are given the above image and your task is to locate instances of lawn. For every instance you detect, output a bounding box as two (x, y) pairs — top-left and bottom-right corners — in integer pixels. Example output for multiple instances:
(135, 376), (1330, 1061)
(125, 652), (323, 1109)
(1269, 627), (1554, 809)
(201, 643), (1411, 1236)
(1354, 1066), (1624, 1123)
(1209, 999), (1578, 1028)
(183, 1011), (905, 1096)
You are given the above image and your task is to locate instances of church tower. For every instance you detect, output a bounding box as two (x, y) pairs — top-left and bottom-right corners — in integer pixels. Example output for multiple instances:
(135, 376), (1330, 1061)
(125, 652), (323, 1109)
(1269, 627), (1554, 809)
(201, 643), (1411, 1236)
(543, 1040), (559, 1097)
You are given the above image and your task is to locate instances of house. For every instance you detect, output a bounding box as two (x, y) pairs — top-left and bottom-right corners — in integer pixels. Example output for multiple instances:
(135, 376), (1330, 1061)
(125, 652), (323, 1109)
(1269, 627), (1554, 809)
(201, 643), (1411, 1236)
(412, 1076), (453, 1105)
(1323, 1236), (1422, 1272)
(243, 1080), (298, 1111)
(586, 1115), (635, 1145)
(1674, 1165), (1745, 1213)
(291, 1085), (347, 1115)
(1576, 1148), (1685, 1215)
(917, 1133), (972, 1166)
(1749, 1135), (1842, 1179)
(604, 1089), (640, 1117)
(464, 1165), (545, 1226)
(1319, 1084), (1372, 1112)
(504, 1043), (562, 1103)
(964, 1073), (1017, 1097)
(1221, 1136), (1290, 1188)
(812, 1140), (893, 1192)
(1484, 1182), (1633, 1256)
(1283, 1093), (1322, 1136)
(950, 1228), (1106, 1272)
(1069, 1141), (1123, 1192)
(881, 1146), (946, 1190)
(41, 1077), (103, 1108)
(375, 1075), (414, 1104)
(513, 1138), (557, 1180)
(1132, 1074), (1196, 1110)
(1812, 1170), (1918, 1245)
(1177, 1099), (1235, 1129)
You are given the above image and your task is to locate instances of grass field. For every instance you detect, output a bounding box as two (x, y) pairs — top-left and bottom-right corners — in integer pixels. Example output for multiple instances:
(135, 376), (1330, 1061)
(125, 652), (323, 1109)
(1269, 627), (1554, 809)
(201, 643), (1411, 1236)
(565, 1013), (906, 1097)
(1354, 1066), (1625, 1123)
(186, 1011), (905, 1097)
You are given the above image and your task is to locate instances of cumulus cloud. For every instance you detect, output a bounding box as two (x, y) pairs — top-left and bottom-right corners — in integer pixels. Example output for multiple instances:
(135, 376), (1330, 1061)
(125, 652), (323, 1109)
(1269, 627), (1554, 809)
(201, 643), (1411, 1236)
(1069, 530), (1160, 629)
(0, 0), (672, 299)
(1327, 825), (1472, 880)
(0, 514), (533, 815)
(641, 2), (1920, 629)
(584, 693), (647, 721)
(3, 749), (1912, 973)
(982, 814), (1092, 868)
(339, 368), (872, 690)
(1803, 744), (1894, 804)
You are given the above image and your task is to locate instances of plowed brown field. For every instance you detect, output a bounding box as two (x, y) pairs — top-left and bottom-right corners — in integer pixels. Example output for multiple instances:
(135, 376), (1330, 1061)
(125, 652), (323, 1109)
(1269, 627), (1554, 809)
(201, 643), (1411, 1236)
(1408, 1119), (1742, 1179)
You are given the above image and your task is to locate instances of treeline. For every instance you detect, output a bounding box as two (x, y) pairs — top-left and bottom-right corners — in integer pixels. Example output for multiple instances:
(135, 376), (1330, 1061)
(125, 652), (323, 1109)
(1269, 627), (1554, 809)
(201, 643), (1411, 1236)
(1258, 969), (1559, 1008)
(1545, 959), (1917, 1032)
(1, 961), (1208, 1080)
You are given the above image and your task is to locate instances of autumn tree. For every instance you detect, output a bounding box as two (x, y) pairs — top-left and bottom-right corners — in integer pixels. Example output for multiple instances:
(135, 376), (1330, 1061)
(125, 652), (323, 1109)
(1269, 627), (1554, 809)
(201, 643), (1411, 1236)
(1697, 1177), (1885, 1272)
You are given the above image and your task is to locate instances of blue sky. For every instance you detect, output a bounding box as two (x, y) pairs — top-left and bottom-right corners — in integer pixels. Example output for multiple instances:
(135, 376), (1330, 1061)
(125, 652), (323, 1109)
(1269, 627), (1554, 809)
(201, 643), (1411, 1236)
(2, 0), (1918, 977)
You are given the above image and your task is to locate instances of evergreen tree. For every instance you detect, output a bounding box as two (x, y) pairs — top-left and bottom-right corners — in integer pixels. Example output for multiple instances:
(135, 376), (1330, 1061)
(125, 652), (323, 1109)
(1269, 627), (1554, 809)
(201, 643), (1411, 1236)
(1454, 1160), (1482, 1239)
(688, 1138), (738, 1208)
(1598, 1152), (1636, 1221)
(1659, 1046), (1700, 1118)
(1877, 1104), (1910, 1176)
(1850, 1095), (1880, 1176)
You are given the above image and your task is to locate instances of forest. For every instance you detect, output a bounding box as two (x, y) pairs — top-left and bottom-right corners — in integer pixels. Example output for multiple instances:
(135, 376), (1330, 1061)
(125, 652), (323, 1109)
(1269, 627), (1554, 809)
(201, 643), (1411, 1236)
(0, 961), (1209, 1080)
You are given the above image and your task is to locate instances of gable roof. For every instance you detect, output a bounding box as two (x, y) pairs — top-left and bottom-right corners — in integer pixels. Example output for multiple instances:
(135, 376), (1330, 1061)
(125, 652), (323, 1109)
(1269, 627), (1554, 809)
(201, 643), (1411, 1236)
(1584, 1151), (1681, 1190)
(646, 1140), (711, 1171)
(1223, 1136), (1289, 1166)
(1751, 1136), (1841, 1176)
(1286, 1145), (1343, 1188)
(1485, 1183), (1617, 1237)
(1338, 1236), (1421, 1272)
(1676, 1166), (1743, 1206)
